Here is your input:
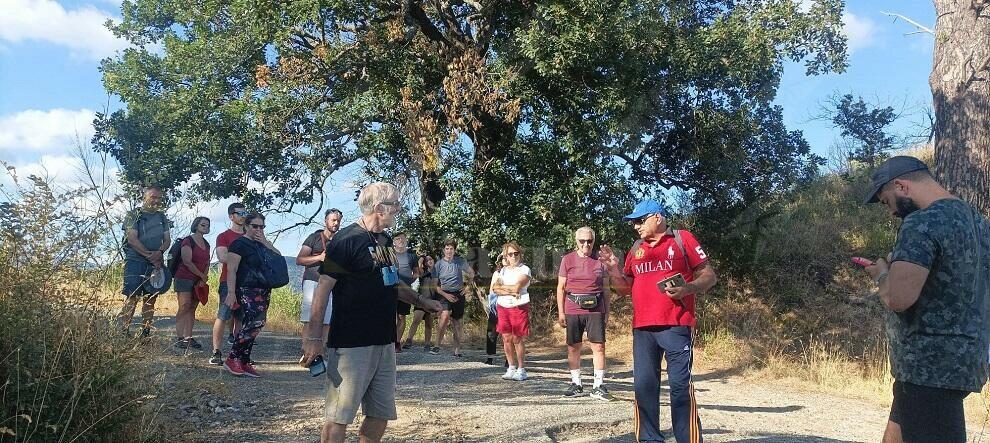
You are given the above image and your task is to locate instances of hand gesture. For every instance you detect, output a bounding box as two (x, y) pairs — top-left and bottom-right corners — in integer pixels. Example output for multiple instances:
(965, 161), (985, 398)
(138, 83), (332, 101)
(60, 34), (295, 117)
(557, 313), (566, 328)
(598, 244), (619, 269)
(664, 283), (695, 300)
(865, 256), (890, 281)
(442, 291), (457, 303)
(224, 292), (237, 308)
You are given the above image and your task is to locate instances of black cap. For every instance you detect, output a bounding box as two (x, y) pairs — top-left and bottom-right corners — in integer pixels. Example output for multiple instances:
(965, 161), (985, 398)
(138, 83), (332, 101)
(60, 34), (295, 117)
(863, 156), (929, 204)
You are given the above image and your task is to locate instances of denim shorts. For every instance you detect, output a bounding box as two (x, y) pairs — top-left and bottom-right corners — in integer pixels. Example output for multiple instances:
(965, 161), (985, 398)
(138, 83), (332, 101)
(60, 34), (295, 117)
(216, 282), (243, 321)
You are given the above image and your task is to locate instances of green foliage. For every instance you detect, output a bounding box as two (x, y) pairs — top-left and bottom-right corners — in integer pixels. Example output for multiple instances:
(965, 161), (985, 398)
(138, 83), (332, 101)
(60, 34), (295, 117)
(830, 94), (899, 167)
(96, 0), (848, 252)
(0, 172), (171, 442)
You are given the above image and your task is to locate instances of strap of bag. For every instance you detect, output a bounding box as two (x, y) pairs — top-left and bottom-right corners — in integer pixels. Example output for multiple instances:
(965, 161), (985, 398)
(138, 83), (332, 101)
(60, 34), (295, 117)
(630, 230), (692, 272)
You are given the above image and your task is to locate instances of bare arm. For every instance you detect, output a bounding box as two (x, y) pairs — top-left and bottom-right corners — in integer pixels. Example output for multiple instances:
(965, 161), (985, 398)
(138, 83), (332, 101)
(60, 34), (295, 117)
(556, 276), (567, 325)
(296, 245), (324, 267)
(216, 246), (230, 264)
(869, 259), (928, 313)
(665, 263), (718, 300)
(224, 253), (241, 306)
(126, 228), (154, 257)
(180, 244), (208, 281)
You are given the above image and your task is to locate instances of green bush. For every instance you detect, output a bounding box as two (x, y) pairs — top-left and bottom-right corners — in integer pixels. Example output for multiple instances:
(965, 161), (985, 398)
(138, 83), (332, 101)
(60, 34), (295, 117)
(1, 172), (170, 442)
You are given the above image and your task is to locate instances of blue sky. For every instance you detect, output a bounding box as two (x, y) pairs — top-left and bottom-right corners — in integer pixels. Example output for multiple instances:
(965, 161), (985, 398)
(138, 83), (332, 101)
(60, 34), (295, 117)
(0, 0), (937, 253)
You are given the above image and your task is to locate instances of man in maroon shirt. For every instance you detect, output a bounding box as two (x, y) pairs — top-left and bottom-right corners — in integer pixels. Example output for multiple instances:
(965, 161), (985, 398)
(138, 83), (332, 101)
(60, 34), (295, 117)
(600, 200), (717, 443)
(556, 226), (614, 400)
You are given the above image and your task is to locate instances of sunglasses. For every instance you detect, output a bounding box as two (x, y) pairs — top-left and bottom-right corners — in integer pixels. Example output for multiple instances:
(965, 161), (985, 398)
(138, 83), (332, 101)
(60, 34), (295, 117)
(249, 223), (265, 230)
(628, 214), (657, 226)
(577, 239), (594, 244)
(232, 210), (249, 217)
(506, 251), (520, 257)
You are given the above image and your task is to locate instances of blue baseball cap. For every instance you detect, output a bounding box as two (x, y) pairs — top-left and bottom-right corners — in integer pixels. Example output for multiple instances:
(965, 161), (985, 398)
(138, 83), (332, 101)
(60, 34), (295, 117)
(622, 199), (668, 221)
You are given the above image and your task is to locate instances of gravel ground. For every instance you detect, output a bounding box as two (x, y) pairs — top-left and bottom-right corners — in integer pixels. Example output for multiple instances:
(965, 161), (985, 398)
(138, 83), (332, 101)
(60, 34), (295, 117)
(145, 317), (986, 442)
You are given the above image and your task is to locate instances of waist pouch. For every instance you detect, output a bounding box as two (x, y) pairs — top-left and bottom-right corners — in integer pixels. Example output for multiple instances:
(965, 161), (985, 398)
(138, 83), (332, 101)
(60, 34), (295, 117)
(567, 292), (601, 310)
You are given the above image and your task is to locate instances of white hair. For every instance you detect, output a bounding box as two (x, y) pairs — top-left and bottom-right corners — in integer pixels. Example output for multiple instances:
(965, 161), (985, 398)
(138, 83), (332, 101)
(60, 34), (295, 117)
(574, 226), (596, 239)
(357, 182), (399, 215)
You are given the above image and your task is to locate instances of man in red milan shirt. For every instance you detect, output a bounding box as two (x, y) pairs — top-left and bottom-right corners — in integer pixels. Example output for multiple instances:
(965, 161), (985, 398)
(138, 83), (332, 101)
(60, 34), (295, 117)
(600, 200), (718, 443)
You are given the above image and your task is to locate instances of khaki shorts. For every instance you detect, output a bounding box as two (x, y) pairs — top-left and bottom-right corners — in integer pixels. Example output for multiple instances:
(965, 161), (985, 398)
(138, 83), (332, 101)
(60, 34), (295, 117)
(325, 344), (397, 424)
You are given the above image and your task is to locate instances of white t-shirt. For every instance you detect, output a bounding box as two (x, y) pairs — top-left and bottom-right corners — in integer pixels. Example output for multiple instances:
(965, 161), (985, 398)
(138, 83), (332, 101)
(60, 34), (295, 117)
(495, 264), (531, 308)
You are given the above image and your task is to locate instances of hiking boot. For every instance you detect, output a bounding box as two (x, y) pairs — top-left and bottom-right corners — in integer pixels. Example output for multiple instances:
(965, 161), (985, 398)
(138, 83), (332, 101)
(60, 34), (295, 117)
(241, 362), (261, 378)
(511, 368), (528, 381)
(590, 385), (616, 402)
(209, 350), (223, 365)
(223, 357), (244, 376)
(173, 338), (188, 349)
(429, 346), (440, 355)
(501, 368), (516, 380)
(563, 383), (585, 397)
(186, 337), (203, 350)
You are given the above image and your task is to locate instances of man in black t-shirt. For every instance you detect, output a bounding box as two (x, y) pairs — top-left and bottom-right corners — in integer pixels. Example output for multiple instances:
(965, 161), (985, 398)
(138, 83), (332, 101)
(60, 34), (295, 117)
(300, 182), (441, 443)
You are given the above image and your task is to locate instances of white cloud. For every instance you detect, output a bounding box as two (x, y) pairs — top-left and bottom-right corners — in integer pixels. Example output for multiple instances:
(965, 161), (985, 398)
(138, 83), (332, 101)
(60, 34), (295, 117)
(0, 0), (129, 60)
(842, 11), (878, 53)
(0, 108), (97, 153)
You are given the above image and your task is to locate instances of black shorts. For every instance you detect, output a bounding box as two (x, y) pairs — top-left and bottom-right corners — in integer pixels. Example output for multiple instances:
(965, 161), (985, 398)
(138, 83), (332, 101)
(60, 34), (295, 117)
(565, 313), (606, 345)
(889, 381), (969, 443)
(396, 300), (411, 316)
(438, 294), (466, 320)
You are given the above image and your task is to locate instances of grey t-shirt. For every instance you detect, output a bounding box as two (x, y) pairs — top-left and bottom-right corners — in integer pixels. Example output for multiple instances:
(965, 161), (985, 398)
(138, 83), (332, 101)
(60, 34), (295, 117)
(432, 256), (468, 292)
(395, 250), (418, 285)
(301, 230), (328, 282)
(121, 208), (171, 262)
(886, 198), (990, 393)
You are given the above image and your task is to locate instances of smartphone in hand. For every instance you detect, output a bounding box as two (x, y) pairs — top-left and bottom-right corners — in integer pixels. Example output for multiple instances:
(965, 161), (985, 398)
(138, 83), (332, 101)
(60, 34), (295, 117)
(851, 257), (874, 267)
(657, 273), (687, 292)
(309, 355), (326, 377)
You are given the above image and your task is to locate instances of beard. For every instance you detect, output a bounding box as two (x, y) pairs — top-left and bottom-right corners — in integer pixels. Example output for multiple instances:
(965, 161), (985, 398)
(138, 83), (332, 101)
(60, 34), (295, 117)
(894, 196), (921, 219)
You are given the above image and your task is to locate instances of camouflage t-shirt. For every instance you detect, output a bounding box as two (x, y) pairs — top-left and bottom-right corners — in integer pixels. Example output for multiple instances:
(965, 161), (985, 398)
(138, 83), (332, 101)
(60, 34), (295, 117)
(887, 198), (990, 393)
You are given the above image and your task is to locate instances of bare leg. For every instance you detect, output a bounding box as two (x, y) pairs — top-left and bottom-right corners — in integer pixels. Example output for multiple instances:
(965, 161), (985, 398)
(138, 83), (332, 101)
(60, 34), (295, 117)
(396, 314), (407, 344)
(358, 417), (388, 443)
(590, 342), (606, 371)
(424, 313), (433, 344)
(176, 292), (193, 338)
(211, 318), (227, 351)
(503, 335), (517, 367)
(434, 311), (452, 348)
(514, 337), (526, 369)
(323, 422), (346, 443)
(452, 319), (463, 354)
(567, 343), (583, 370)
(405, 310), (424, 345)
(882, 420), (903, 443)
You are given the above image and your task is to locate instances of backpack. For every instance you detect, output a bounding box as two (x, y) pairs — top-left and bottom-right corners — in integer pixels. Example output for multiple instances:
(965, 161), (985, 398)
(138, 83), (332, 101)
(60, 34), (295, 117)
(243, 240), (289, 289)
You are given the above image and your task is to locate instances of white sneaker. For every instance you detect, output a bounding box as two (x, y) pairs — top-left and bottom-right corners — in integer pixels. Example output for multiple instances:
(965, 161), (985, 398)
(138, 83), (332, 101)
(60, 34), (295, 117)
(502, 368), (516, 380)
(512, 368), (528, 381)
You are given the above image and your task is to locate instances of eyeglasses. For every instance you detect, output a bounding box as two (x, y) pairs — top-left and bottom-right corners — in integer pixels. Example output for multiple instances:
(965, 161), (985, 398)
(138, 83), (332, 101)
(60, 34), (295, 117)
(233, 210), (249, 217)
(506, 251), (520, 257)
(577, 239), (594, 244)
(249, 224), (265, 230)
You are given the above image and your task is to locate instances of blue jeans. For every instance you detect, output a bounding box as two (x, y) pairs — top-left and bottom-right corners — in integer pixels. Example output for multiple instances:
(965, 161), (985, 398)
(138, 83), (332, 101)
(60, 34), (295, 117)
(632, 326), (702, 443)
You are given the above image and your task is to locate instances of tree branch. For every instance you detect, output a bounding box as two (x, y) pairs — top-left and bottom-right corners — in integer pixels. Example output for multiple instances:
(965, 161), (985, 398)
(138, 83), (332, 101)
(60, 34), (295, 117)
(880, 11), (934, 35)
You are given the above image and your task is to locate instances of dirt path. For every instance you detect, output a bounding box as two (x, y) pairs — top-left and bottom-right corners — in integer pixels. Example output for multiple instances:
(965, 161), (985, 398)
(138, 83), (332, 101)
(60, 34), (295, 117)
(144, 317), (984, 442)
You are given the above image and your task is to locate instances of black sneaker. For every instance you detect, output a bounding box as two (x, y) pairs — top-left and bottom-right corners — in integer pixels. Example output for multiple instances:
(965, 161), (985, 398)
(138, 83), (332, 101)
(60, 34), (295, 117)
(401, 341), (413, 350)
(422, 345), (431, 353)
(141, 327), (151, 338)
(589, 385), (615, 401)
(186, 337), (203, 350)
(173, 338), (188, 349)
(209, 350), (223, 365)
(227, 333), (235, 345)
(484, 357), (497, 366)
(429, 346), (440, 355)
(563, 383), (585, 397)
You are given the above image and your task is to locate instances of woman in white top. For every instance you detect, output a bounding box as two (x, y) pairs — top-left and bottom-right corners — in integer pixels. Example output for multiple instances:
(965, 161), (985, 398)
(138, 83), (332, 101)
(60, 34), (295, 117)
(491, 242), (531, 381)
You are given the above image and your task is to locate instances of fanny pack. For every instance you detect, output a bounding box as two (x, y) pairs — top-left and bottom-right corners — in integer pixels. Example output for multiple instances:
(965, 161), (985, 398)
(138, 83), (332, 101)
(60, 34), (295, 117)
(567, 292), (601, 310)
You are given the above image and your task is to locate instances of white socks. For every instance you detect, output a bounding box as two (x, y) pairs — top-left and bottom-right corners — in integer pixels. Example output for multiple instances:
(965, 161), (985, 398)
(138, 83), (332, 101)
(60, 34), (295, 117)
(570, 369), (582, 386)
(593, 369), (605, 388)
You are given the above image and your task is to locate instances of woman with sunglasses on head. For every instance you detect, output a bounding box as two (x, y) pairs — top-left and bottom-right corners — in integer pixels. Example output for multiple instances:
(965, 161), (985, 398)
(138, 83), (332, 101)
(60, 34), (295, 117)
(173, 216), (211, 350)
(223, 212), (282, 377)
(492, 242), (531, 381)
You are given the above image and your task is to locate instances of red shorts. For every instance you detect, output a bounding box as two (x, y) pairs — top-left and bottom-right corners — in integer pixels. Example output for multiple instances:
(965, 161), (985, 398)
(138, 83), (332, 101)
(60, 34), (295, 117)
(496, 304), (530, 337)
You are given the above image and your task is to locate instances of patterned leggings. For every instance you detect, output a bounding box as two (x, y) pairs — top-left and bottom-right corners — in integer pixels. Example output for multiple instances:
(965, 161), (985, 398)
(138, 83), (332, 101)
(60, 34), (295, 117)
(227, 287), (271, 363)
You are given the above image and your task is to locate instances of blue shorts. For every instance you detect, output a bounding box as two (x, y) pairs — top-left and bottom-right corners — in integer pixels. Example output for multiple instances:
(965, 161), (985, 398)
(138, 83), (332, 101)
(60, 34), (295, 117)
(216, 282), (243, 321)
(122, 259), (157, 298)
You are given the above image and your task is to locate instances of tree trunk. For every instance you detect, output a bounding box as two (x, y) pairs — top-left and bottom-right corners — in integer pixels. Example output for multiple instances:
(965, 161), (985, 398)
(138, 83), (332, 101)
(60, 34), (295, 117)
(930, 0), (990, 218)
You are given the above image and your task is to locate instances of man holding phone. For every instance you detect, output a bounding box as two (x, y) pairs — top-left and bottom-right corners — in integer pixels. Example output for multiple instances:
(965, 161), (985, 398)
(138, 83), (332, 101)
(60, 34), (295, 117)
(599, 200), (717, 443)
